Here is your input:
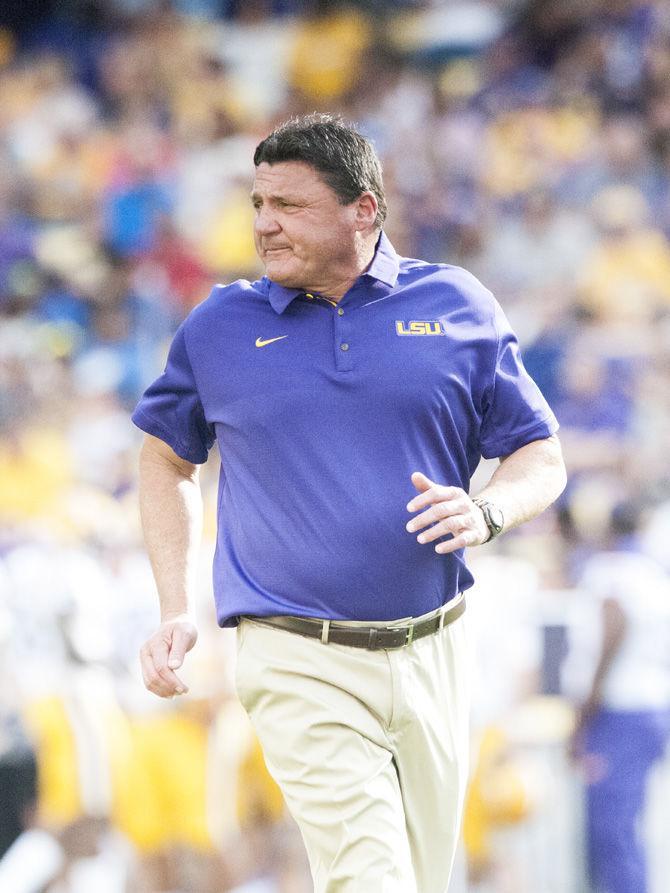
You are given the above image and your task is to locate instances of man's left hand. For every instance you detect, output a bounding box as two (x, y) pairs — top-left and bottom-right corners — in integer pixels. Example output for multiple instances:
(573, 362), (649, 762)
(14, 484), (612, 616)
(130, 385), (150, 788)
(405, 471), (489, 554)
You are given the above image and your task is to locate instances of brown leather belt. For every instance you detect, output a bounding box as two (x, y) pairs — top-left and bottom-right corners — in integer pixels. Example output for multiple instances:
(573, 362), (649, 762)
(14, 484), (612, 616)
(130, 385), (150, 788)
(245, 595), (466, 651)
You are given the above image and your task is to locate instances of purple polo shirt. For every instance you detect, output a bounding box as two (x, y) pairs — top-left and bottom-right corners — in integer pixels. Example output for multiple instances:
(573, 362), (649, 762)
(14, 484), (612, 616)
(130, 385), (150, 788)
(132, 233), (558, 626)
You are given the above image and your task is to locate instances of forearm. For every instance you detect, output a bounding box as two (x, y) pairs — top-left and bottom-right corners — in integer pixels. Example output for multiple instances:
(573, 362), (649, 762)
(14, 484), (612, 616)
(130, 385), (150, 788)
(139, 438), (203, 621)
(476, 434), (567, 533)
(583, 599), (626, 711)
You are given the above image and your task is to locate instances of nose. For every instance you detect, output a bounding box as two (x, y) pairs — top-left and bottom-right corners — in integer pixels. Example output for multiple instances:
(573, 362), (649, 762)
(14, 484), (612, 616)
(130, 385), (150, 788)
(254, 205), (281, 236)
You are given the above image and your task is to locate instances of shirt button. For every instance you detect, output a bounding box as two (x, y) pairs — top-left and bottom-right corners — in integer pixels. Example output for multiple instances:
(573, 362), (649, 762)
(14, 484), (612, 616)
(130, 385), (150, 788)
(340, 342), (349, 351)
(337, 308), (344, 316)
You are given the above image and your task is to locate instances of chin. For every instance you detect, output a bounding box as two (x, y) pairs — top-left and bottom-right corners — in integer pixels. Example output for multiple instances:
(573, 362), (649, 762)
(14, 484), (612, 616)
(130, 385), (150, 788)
(264, 264), (303, 288)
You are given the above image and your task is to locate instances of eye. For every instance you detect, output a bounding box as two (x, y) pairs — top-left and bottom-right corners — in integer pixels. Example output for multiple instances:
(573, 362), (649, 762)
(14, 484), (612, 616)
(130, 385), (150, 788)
(277, 199), (303, 211)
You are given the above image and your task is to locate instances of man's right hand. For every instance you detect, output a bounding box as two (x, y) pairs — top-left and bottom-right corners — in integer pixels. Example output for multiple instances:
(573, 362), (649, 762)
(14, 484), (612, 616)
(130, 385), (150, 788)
(139, 615), (198, 698)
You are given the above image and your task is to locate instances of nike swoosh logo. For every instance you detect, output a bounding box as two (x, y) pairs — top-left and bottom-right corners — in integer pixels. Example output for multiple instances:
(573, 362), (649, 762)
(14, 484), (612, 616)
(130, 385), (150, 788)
(255, 335), (288, 348)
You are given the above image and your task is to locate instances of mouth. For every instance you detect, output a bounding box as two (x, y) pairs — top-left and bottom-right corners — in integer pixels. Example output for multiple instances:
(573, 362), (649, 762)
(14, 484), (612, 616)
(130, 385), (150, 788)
(263, 246), (291, 257)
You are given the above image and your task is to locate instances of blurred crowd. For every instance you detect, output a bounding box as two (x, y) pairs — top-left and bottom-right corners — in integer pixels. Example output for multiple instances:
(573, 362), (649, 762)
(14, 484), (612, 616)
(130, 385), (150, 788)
(2, 1), (670, 891)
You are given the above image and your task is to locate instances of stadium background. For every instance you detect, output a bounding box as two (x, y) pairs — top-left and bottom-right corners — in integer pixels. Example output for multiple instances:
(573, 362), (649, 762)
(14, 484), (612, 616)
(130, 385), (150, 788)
(1, 1), (670, 891)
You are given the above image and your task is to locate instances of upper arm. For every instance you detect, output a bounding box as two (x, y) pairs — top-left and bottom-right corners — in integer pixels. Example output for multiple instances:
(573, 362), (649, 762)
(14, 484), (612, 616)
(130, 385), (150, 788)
(479, 299), (559, 459)
(131, 322), (215, 464)
(499, 433), (564, 464)
(601, 596), (627, 651)
(140, 433), (200, 480)
(496, 434), (568, 502)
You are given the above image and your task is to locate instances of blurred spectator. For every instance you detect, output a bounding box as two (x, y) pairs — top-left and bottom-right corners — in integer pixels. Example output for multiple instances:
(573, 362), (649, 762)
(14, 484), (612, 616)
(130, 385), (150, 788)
(470, 188), (596, 300)
(0, 600), (39, 863)
(2, 0), (670, 889)
(564, 504), (670, 893)
(559, 115), (664, 209)
(578, 183), (670, 325)
(287, 2), (372, 103)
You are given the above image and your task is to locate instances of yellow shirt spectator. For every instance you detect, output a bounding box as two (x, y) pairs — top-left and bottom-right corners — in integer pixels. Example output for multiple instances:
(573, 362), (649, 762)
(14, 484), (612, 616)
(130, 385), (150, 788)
(201, 185), (258, 277)
(579, 229), (670, 323)
(0, 428), (72, 525)
(580, 186), (670, 323)
(287, 7), (371, 102)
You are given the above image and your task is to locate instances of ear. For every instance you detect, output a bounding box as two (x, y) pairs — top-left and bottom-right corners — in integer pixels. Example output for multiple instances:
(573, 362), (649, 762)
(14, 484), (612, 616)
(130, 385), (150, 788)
(354, 191), (378, 232)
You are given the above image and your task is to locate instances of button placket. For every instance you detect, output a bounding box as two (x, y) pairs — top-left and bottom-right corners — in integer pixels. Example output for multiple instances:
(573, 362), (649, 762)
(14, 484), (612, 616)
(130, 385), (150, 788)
(334, 306), (353, 371)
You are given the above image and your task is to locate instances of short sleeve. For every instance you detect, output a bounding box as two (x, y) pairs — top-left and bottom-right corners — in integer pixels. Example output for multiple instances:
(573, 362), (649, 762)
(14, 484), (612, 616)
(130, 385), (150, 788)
(132, 324), (215, 464)
(479, 301), (558, 459)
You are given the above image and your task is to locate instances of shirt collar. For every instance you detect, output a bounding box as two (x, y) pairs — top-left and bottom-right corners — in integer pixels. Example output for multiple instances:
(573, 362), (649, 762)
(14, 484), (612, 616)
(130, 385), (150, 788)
(364, 231), (400, 288)
(266, 231), (400, 314)
(267, 281), (302, 315)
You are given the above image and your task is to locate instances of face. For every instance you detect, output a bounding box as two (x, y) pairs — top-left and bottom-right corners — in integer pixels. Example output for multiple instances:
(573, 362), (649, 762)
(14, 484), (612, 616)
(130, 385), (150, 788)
(251, 161), (370, 292)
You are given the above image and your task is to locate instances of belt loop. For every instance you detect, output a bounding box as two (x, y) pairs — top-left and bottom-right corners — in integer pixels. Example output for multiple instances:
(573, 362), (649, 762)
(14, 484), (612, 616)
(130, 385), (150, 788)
(321, 619), (331, 644)
(439, 608), (446, 631)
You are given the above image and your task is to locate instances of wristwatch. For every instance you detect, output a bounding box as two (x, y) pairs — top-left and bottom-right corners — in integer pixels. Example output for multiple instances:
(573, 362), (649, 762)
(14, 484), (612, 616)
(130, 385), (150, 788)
(472, 498), (505, 542)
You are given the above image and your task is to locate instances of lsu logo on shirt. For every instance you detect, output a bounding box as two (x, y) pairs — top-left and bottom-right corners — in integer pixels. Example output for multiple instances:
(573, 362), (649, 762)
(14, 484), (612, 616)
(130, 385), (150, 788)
(395, 320), (446, 336)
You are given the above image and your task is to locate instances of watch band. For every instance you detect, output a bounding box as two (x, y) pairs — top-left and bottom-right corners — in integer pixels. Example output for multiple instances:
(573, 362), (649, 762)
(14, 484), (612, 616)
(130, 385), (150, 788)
(473, 497), (504, 542)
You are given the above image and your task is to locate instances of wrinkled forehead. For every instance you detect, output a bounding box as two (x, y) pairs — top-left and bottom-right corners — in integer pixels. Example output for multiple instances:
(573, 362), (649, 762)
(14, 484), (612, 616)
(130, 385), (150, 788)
(251, 160), (333, 201)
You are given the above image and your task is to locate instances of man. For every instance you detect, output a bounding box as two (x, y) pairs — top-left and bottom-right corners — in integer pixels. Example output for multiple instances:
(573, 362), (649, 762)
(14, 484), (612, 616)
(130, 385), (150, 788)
(134, 114), (566, 893)
(565, 504), (670, 893)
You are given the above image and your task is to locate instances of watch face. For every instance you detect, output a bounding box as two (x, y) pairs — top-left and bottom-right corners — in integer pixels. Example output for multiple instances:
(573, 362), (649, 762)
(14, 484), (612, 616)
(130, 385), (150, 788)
(488, 505), (504, 532)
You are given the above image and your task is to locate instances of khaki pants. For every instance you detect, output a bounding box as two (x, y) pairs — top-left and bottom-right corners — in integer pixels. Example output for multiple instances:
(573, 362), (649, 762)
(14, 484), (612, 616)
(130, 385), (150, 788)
(235, 609), (470, 893)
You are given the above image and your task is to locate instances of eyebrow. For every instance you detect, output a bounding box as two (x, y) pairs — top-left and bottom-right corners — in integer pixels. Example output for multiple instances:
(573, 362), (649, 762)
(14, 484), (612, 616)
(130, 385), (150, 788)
(250, 191), (307, 205)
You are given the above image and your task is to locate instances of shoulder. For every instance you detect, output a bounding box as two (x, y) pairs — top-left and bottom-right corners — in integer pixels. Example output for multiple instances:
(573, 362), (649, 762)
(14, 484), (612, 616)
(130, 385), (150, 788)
(397, 257), (497, 321)
(398, 257), (494, 301)
(188, 278), (261, 320)
(181, 278), (265, 340)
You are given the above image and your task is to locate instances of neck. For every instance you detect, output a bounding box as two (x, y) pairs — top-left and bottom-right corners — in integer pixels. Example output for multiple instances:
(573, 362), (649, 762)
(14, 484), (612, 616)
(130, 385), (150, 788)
(308, 233), (378, 301)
